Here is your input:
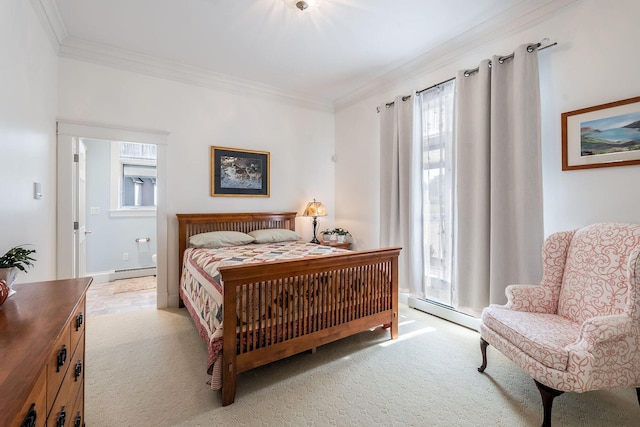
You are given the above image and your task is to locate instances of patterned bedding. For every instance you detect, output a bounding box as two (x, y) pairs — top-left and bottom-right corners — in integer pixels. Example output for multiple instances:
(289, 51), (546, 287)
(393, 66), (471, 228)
(179, 240), (349, 390)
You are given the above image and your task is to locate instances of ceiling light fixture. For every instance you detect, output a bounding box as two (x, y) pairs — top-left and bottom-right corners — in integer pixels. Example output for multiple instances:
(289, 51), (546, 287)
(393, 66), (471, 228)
(282, 0), (318, 11)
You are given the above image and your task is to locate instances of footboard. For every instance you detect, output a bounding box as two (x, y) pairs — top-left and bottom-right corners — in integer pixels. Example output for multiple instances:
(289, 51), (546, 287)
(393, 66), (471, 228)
(219, 247), (401, 406)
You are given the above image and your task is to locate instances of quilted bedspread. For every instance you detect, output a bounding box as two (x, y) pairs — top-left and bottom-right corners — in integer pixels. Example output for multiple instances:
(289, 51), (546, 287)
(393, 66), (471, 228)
(179, 241), (349, 390)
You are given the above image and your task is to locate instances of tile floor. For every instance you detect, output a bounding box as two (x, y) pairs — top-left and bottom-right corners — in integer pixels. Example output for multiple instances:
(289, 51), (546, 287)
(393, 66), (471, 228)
(86, 276), (156, 316)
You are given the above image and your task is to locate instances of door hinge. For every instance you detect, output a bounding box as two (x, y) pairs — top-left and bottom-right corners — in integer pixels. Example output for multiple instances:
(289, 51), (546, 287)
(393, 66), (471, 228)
(73, 154), (79, 162)
(73, 221), (79, 230)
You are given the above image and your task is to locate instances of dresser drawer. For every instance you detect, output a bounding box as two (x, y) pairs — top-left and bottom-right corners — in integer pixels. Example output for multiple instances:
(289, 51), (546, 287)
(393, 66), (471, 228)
(47, 321), (72, 410)
(69, 383), (84, 427)
(9, 367), (47, 427)
(70, 297), (86, 353)
(47, 331), (85, 426)
(68, 332), (85, 405)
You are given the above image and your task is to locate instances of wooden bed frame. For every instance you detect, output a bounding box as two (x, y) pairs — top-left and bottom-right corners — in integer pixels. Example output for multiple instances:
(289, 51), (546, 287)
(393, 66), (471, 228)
(177, 212), (401, 405)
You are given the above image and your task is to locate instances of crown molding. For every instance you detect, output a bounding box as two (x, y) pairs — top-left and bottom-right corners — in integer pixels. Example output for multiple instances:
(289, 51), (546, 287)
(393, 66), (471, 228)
(29, 1), (333, 112)
(29, 0), (67, 52)
(32, 0), (577, 114)
(58, 36), (334, 113)
(334, 0), (579, 112)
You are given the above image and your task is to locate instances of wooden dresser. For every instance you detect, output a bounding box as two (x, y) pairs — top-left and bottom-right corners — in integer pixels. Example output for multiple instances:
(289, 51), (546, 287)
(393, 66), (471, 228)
(0, 277), (92, 427)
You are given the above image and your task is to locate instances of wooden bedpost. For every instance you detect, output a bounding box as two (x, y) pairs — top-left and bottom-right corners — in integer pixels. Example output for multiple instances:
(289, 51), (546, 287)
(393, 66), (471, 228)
(222, 281), (239, 406)
(391, 253), (399, 339)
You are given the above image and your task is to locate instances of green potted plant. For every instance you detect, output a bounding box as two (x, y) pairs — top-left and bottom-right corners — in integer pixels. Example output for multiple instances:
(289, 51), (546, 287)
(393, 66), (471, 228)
(332, 228), (351, 244)
(0, 245), (36, 291)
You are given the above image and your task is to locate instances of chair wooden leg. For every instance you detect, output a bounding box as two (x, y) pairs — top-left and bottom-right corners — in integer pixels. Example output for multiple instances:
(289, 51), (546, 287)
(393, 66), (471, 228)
(534, 380), (564, 427)
(478, 338), (489, 373)
(636, 387), (640, 407)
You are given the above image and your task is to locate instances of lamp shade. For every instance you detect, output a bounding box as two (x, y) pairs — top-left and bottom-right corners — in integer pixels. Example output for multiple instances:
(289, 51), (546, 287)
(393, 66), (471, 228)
(302, 199), (327, 217)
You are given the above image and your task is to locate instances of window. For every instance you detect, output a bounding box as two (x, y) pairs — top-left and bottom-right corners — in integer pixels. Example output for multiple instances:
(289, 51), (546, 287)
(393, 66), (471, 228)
(110, 142), (157, 216)
(122, 165), (156, 207)
(419, 80), (455, 306)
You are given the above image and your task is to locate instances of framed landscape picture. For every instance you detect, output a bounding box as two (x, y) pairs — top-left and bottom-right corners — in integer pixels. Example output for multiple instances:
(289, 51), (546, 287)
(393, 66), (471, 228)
(562, 96), (640, 170)
(210, 146), (270, 197)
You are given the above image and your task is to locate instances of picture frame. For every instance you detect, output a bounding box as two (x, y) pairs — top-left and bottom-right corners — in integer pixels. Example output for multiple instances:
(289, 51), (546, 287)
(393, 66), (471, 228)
(210, 146), (270, 197)
(562, 96), (640, 170)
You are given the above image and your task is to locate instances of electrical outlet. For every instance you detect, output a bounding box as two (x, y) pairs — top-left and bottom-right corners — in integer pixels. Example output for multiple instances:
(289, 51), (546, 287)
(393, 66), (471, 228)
(123, 253), (129, 261)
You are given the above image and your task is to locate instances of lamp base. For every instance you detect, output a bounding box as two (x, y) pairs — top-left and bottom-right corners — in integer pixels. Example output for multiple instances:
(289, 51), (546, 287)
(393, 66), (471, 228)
(310, 217), (320, 244)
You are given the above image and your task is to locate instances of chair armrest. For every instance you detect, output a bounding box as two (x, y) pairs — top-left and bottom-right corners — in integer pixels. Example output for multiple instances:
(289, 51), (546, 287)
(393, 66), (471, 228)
(499, 229), (573, 313)
(567, 314), (633, 351)
(503, 284), (560, 313)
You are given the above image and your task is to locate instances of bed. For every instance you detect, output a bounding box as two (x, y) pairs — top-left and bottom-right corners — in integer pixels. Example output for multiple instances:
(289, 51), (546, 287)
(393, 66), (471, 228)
(177, 212), (401, 405)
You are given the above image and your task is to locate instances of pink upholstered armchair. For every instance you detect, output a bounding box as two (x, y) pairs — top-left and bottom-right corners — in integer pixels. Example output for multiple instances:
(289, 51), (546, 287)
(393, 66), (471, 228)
(478, 223), (640, 426)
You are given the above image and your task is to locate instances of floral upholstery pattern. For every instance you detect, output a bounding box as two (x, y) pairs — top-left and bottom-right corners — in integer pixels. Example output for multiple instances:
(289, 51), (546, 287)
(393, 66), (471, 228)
(480, 223), (640, 393)
(482, 309), (579, 370)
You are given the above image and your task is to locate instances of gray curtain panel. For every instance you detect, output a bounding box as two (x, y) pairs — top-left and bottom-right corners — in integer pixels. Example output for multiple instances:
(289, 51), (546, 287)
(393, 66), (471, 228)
(454, 44), (544, 314)
(379, 94), (424, 296)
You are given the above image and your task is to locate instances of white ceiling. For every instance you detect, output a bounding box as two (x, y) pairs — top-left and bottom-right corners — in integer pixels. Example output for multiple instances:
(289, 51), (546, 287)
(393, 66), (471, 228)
(41, 0), (569, 108)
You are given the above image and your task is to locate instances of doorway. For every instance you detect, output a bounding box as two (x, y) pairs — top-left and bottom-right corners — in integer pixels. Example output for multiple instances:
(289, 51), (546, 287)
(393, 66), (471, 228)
(82, 138), (157, 283)
(56, 121), (169, 308)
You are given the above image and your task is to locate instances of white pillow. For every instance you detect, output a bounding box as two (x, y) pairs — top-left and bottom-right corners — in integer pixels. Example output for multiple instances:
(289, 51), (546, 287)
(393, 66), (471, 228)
(248, 228), (301, 244)
(189, 231), (255, 248)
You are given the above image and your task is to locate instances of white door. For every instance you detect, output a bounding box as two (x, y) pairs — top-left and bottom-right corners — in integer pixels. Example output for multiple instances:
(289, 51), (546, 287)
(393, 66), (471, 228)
(76, 141), (88, 277)
(57, 134), (77, 279)
(56, 136), (89, 279)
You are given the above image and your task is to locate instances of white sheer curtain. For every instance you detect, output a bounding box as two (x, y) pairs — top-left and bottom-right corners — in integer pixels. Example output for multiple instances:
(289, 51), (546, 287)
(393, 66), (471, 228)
(380, 94), (424, 295)
(419, 81), (455, 304)
(454, 44), (544, 315)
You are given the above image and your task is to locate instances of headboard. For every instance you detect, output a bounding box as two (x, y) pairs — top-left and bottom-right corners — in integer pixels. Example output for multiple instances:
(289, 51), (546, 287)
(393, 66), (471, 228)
(176, 212), (298, 281)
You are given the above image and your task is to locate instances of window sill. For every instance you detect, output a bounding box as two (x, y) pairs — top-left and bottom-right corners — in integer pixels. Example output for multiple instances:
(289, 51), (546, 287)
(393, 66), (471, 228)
(110, 209), (157, 218)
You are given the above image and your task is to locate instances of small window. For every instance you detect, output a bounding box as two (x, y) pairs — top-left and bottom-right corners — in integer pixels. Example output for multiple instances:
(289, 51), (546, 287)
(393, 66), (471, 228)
(110, 142), (157, 217)
(122, 165), (156, 207)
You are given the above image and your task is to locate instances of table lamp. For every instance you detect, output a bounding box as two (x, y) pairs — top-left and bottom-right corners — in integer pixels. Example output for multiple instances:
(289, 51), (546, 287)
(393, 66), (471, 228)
(302, 199), (327, 244)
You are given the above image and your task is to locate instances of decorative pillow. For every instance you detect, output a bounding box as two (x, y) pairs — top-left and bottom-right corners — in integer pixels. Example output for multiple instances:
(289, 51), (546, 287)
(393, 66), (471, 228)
(248, 228), (301, 243)
(189, 231), (255, 248)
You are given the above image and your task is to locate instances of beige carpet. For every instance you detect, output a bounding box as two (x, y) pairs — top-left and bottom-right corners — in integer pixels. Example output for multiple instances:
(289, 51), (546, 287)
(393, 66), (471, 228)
(85, 305), (640, 426)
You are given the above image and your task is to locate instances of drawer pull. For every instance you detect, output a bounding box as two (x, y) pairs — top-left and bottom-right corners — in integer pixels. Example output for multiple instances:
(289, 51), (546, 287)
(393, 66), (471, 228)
(76, 312), (84, 331)
(74, 359), (83, 381)
(56, 345), (67, 372)
(56, 406), (66, 427)
(73, 412), (82, 427)
(20, 403), (37, 427)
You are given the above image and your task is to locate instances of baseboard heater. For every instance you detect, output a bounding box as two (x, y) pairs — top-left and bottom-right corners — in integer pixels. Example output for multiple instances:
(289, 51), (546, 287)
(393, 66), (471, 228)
(89, 266), (157, 284)
(115, 267), (155, 273)
(408, 296), (480, 331)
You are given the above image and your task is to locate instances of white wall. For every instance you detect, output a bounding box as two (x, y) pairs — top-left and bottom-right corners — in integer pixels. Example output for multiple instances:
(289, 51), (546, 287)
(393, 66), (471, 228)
(0, 0), (58, 283)
(335, 0), (640, 248)
(57, 59), (336, 303)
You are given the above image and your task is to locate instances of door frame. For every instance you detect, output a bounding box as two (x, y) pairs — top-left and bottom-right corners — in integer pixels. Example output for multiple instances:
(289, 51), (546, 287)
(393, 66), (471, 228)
(57, 120), (170, 308)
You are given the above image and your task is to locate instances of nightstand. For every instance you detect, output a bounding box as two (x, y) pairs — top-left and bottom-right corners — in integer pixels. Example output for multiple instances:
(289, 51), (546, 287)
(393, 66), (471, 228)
(319, 239), (352, 250)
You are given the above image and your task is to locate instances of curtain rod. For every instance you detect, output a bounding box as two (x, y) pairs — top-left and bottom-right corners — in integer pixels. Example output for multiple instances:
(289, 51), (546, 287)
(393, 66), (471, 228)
(377, 40), (557, 113)
(463, 41), (557, 77)
(378, 76), (454, 112)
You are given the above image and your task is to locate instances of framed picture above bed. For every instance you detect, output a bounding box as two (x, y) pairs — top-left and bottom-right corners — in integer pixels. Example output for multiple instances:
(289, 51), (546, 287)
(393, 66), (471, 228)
(210, 146), (270, 197)
(562, 95), (640, 170)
